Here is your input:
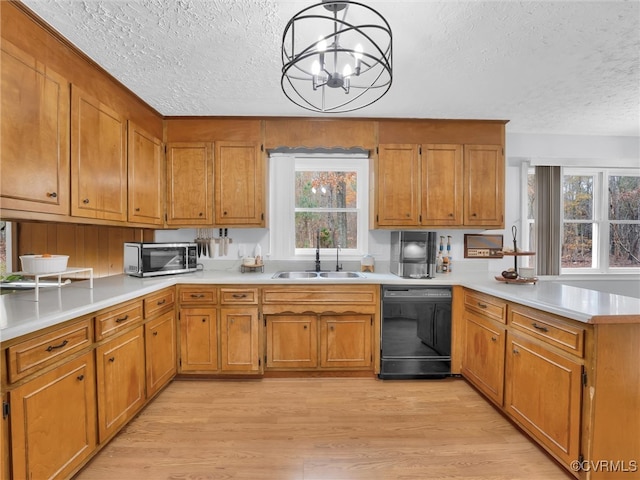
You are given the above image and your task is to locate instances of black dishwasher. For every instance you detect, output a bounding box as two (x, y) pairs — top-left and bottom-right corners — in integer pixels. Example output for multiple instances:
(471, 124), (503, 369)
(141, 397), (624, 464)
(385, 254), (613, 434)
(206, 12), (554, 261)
(379, 285), (452, 379)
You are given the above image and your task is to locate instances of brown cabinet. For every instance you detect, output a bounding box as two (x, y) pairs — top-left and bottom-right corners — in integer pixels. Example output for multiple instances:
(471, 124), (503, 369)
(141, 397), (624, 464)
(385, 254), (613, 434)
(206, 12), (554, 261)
(95, 325), (146, 443)
(420, 144), (464, 225)
(71, 85), (127, 221)
(375, 144), (420, 226)
(505, 333), (582, 466)
(179, 307), (219, 372)
(166, 142), (213, 226)
(375, 143), (503, 228)
(177, 286), (218, 372)
(319, 314), (373, 368)
(145, 310), (177, 398)
(266, 315), (318, 369)
(219, 288), (261, 373)
(1, 40), (70, 215)
(128, 121), (163, 225)
(263, 285), (378, 372)
(463, 144), (504, 226)
(215, 141), (265, 226)
(461, 303), (506, 406)
(9, 352), (97, 480)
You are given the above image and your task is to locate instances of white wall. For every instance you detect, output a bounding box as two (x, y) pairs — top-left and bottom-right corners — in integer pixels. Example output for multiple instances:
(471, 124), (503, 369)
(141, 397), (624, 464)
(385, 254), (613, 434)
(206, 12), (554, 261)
(157, 133), (639, 273)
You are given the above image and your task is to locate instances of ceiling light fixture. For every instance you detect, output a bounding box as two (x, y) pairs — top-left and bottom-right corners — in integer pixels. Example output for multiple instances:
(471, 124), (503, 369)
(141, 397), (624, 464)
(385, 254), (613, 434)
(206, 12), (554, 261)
(281, 0), (392, 114)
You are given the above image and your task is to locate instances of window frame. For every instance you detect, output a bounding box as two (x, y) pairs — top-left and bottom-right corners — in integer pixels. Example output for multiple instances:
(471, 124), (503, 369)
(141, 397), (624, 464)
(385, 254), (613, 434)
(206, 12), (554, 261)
(269, 153), (369, 260)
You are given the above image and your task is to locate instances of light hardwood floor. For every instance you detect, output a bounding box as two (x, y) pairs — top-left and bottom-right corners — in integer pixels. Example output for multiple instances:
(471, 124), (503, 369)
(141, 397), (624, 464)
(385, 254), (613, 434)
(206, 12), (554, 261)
(75, 377), (573, 480)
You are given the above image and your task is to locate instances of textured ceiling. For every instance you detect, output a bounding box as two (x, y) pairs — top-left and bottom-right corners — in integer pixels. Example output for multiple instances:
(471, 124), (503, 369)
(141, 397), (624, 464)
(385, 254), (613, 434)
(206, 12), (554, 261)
(21, 0), (640, 136)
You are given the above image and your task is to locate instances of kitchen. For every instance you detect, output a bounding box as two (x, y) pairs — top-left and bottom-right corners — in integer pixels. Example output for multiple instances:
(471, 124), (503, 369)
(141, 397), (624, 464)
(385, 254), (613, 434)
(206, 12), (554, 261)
(1, 1), (639, 479)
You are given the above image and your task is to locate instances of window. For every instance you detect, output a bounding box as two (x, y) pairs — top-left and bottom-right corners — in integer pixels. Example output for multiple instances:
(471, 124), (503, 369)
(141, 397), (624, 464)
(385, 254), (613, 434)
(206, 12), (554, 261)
(269, 154), (369, 259)
(526, 165), (640, 274)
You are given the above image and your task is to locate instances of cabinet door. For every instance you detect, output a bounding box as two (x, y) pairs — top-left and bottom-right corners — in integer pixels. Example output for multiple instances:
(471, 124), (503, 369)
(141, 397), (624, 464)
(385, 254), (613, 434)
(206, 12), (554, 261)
(376, 144), (420, 226)
(1, 40), (70, 215)
(145, 310), (177, 397)
(463, 144), (504, 227)
(220, 307), (261, 373)
(71, 85), (127, 221)
(505, 334), (582, 466)
(96, 326), (146, 443)
(420, 144), (463, 225)
(166, 142), (213, 226)
(179, 308), (218, 372)
(320, 314), (372, 368)
(461, 311), (506, 405)
(10, 353), (96, 480)
(215, 141), (264, 226)
(266, 315), (318, 369)
(128, 121), (163, 225)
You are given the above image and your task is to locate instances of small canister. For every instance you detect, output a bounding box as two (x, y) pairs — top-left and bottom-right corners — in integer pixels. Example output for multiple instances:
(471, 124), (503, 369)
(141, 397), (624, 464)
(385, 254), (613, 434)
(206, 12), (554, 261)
(361, 254), (375, 273)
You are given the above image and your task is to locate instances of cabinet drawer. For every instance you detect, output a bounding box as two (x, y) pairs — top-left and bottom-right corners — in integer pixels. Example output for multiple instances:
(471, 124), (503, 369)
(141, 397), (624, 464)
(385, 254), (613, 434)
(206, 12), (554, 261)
(220, 288), (258, 304)
(144, 288), (175, 318)
(509, 305), (585, 358)
(464, 290), (507, 324)
(263, 286), (377, 305)
(178, 286), (218, 305)
(7, 318), (93, 383)
(95, 300), (143, 340)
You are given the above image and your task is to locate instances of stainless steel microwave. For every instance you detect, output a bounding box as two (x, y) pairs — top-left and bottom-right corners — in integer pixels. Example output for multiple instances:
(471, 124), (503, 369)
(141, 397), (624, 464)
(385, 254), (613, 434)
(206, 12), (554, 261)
(124, 242), (198, 277)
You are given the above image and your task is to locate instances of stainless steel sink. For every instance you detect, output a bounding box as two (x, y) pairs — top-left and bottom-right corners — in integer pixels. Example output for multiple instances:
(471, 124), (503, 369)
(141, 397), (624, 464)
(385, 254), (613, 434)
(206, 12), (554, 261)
(272, 271), (319, 279)
(318, 271), (365, 278)
(272, 271), (365, 279)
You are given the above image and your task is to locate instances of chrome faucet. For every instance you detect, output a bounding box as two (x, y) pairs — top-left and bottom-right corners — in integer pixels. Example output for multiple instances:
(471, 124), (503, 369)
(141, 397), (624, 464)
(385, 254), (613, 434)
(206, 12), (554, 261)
(336, 244), (342, 272)
(315, 230), (321, 272)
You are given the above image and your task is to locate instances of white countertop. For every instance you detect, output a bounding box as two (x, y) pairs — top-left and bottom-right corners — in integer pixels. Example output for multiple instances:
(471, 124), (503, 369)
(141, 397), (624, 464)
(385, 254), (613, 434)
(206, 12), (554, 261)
(2, 270), (639, 343)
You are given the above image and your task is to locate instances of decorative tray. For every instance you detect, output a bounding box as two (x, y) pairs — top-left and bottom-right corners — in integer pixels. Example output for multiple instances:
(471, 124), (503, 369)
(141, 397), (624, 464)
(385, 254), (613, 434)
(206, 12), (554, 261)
(494, 275), (538, 285)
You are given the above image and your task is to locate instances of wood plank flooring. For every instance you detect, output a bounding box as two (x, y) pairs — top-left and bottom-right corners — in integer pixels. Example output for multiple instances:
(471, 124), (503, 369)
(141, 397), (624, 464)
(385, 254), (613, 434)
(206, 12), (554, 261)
(75, 377), (573, 480)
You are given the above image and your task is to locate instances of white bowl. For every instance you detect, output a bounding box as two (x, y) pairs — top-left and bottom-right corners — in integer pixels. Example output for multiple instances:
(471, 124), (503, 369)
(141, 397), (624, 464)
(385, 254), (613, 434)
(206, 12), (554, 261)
(20, 255), (69, 274)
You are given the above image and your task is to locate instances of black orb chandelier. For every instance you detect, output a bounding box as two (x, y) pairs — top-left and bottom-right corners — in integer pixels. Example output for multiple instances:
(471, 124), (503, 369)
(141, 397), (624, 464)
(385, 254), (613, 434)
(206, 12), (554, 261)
(281, 0), (392, 114)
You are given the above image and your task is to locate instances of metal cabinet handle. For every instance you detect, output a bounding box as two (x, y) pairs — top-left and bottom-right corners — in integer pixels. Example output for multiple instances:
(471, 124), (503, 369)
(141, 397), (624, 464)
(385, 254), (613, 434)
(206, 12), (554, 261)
(109, 357), (115, 362)
(82, 198), (90, 204)
(232, 293), (247, 298)
(477, 302), (488, 309)
(46, 339), (68, 352)
(77, 374), (84, 381)
(47, 192), (57, 198)
(491, 336), (497, 342)
(303, 325), (308, 330)
(202, 318), (206, 323)
(115, 315), (129, 323)
(157, 299), (166, 305)
(532, 322), (549, 332)
(512, 348), (519, 355)
(191, 294), (205, 298)
(153, 331), (158, 336)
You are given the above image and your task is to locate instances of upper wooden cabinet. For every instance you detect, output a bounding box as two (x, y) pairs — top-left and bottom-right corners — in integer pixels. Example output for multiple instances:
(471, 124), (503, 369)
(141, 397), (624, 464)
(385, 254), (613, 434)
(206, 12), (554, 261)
(127, 121), (163, 225)
(375, 143), (503, 228)
(215, 141), (265, 226)
(463, 144), (504, 227)
(1, 40), (70, 215)
(375, 144), (420, 226)
(166, 142), (213, 226)
(71, 85), (127, 221)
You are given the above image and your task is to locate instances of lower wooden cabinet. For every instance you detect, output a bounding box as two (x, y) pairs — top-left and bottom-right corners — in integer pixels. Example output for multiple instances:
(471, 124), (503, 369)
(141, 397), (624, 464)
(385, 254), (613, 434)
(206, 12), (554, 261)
(505, 333), (582, 466)
(145, 310), (177, 397)
(9, 352), (96, 480)
(266, 315), (318, 369)
(96, 326), (146, 443)
(179, 307), (218, 372)
(320, 314), (373, 368)
(461, 311), (506, 406)
(220, 307), (261, 373)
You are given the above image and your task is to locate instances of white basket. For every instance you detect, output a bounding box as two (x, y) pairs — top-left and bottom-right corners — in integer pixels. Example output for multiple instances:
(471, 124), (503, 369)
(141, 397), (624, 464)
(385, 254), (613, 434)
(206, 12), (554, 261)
(20, 255), (69, 274)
